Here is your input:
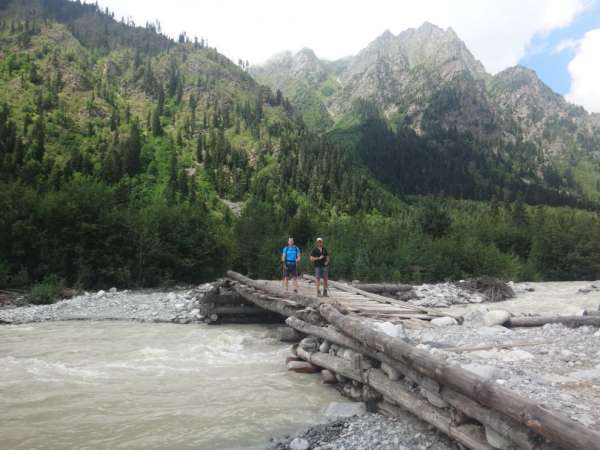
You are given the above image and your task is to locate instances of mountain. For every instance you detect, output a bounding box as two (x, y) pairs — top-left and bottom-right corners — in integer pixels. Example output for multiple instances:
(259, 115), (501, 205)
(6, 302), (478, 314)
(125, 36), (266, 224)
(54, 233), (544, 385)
(253, 23), (600, 199)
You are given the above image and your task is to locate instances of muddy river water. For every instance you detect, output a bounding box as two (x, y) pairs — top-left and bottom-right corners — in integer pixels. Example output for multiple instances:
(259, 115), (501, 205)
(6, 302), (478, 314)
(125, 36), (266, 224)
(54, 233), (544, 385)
(0, 322), (340, 449)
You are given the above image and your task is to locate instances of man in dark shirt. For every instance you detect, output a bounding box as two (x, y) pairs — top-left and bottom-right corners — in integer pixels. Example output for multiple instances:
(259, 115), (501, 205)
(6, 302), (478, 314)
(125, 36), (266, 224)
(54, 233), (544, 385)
(310, 237), (329, 297)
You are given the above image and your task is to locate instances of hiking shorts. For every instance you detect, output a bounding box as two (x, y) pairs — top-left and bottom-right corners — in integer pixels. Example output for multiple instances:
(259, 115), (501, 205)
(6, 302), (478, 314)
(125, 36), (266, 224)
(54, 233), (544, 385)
(315, 266), (329, 279)
(284, 263), (298, 278)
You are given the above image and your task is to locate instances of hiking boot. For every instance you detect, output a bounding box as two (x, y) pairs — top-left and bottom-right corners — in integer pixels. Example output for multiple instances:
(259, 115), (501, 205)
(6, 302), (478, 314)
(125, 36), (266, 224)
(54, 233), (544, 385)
(316, 290), (322, 297)
(323, 289), (329, 297)
(293, 289), (298, 293)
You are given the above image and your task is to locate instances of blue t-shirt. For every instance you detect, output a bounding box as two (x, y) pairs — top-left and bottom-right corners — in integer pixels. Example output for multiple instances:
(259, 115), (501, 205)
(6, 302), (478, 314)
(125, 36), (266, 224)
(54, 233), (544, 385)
(282, 245), (300, 265)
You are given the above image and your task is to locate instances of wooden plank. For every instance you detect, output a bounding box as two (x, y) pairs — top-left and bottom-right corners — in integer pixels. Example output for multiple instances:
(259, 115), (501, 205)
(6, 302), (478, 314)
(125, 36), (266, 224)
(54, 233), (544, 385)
(508, 315), (600, 328)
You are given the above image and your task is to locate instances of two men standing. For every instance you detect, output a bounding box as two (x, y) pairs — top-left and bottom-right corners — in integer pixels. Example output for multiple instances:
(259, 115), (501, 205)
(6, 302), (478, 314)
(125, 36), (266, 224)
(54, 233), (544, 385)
(281, 237), (329, 297)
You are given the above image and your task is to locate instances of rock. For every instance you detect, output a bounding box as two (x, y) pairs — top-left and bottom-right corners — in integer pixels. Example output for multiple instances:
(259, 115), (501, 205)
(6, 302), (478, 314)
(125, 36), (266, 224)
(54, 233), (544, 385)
(462, 363), (507, 380)
(167, 293), (177, 301)
(287, 360), (319, 373)
(485, 425), (512, 449)
(319, 341), (330, 353)
(278, 327), (302, 343)
(109, 287), (117, 293)
(463, 306), (489, 326)
(376, 322), (408, 340)
(430, 317), (458, 327)
(289, 438), (310, 450)
(299, 336), (319, 352)
(174, 303), (185, 311)
(323, 401), (367, 418)
(483, 310), (511, 326)
(96, 290), (106, 298)
(321, 369), (337, 384)
(477, 326), (511, 337)
(190, 308), (200, 317)
(560, 349), (574, 361)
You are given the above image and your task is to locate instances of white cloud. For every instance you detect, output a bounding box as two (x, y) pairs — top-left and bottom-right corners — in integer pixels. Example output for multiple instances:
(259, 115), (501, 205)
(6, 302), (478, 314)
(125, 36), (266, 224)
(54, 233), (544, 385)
(552, 38), (579, 54)
(566, 29), (600, 112)
(94, 0), (592, 74)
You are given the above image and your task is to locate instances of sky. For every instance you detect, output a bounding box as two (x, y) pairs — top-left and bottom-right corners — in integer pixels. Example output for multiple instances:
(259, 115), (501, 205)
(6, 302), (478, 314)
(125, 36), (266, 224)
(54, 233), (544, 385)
(94, 0), (600, 112)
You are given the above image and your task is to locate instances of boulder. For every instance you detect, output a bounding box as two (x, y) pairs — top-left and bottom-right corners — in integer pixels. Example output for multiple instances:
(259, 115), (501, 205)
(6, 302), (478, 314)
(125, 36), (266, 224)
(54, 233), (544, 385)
(483, 310), (511, 326)
(323, 401), (367, 418)
(376, 321), (408, 340)
(96, 290), (106, 298)
(321, 369), (337, 384)
(319, 341), (330, 353)
(299, 336), (319, 352)
(289, 438), (310, 450)
(431, 317), (458, 327)
(278, 327), (302, 343)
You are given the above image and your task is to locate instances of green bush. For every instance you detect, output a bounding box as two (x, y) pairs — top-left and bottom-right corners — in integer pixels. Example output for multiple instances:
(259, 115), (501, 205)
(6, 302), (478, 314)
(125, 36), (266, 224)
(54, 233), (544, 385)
(29, 276), (63, 305)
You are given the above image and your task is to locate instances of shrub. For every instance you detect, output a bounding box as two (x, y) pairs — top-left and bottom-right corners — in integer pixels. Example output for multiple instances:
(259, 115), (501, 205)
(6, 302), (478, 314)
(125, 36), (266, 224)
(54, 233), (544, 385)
(29, 276), (63, 305)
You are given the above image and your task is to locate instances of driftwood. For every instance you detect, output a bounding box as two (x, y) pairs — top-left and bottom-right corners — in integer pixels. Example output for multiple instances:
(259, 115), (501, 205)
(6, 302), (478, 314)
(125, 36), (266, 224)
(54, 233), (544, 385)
(351, 283), (413, 293)
(227, 271), (319, 307)
(296, 346), (494, 450)
(507, 315), (600, 328)
(319, 303), (600, 450)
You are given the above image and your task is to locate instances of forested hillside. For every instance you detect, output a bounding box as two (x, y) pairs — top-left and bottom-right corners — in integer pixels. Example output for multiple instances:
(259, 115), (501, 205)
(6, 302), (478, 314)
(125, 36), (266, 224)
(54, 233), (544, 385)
(1, 0), (600, 296)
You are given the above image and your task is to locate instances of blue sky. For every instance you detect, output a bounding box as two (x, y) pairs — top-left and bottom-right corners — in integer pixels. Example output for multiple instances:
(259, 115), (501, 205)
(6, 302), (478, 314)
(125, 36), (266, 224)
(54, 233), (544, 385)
(520, 2), (600, 95)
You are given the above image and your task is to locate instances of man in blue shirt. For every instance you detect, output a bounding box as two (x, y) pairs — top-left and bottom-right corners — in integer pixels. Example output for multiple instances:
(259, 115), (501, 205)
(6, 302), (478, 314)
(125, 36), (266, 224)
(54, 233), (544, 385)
(282, 237), (301, 293)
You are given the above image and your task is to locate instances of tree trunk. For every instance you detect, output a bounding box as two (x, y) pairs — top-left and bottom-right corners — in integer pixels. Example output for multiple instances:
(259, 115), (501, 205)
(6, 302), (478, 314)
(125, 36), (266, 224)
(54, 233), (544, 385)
(227, 271), (319, 307)
(352, 283), (413, 293)
(319, 304), (600, 450)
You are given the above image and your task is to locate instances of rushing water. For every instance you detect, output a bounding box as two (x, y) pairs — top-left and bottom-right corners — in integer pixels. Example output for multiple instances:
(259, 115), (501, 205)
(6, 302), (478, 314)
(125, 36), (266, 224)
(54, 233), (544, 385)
(0, 322), (341, 450)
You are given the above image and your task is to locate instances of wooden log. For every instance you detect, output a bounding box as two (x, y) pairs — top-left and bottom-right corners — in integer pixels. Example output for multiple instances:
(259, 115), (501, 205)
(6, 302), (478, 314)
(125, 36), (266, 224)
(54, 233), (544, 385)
(439, 387), (549, 450)
(287, 360), (320, 373)
(352, 283), (413, 293)
(583, 309), (600, 316)
(209, 290), (250, 305)
(231, 284), (299, 318)
(369, 371), (496, 450)
(296, 347), (494, 450)
(227, 271), (319, 307)
(320, 303), (600, 450)
(377, 401), (496, 450)
(507, 315), (600, 328)
(211, 306), (266, 315)
(286, 316), (441, 393)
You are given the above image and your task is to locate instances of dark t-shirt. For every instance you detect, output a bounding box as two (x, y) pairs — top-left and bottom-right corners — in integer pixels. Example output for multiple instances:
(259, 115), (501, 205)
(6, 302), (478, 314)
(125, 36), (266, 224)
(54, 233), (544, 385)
(311, 246), (328, 267)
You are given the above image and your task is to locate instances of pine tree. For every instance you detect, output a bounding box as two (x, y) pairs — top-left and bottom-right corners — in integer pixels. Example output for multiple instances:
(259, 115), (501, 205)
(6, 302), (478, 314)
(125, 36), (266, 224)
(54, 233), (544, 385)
(31, 113), (45, 162)
(196, 134), (203, 162)
(151, 107), (162, 137)
(125, 119), (142, 175)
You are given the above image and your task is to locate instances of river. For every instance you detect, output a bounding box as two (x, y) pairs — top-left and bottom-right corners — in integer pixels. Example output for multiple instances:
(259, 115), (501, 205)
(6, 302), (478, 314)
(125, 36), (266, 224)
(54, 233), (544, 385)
(0, 322), (341, 450)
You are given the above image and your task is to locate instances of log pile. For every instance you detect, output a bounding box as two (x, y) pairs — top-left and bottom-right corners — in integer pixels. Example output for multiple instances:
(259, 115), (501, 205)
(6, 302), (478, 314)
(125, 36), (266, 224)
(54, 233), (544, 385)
(285, 306), (600, 450)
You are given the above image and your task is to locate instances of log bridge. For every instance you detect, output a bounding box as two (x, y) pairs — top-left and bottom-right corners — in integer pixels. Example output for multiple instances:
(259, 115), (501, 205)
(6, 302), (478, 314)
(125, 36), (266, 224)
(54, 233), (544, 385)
(198, 271), (600, 450)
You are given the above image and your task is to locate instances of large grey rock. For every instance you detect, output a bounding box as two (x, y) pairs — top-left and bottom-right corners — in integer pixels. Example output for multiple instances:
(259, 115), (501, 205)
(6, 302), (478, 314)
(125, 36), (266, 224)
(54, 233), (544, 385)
(377, 321), (408, 340)
(289, 437), (310, 450)
(483, 310), (511, 326)
(430, 317), (458, 327)
(571, 369), (600, 381)
(299, 336), (319, 352)
(462, 363), (507, 380)
(323, 401), (367, 418)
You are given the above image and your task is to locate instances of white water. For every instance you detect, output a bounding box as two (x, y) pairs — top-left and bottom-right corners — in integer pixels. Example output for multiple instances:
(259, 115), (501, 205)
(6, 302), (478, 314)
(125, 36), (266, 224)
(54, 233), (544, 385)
(0, 322), (340, 450)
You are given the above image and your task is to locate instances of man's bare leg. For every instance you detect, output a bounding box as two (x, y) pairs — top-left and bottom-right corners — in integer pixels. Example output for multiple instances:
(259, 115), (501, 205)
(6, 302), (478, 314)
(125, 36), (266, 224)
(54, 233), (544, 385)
(284, 276), (289, 291)
(323, 272), (329, 297)
(315, 277), (321, 296)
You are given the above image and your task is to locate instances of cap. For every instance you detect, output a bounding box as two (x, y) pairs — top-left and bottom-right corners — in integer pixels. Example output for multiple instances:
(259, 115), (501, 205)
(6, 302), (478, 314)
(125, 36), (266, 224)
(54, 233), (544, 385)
(316, 237), (323, 242)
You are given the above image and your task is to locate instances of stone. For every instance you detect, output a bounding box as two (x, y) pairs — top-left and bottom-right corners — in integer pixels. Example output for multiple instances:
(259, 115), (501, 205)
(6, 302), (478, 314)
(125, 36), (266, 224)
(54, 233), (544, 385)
(96, 290), (106, 298)
(430, 317), (458, 327)
(381, 362), (401, 381)
(278, 327), (302, 343)
(167, 293), (177, 301)
(321, 369), (337, 384)
(485, 425), (512, 449)
(299, 337), (319, 352)
(287, 360), (320, 373)
(190, 308), (200, 317)
(483, 310), (511, 326)
(289, 438), (310, 450)
(463, 306), (489, 326)
(477, 326), (511, 337)
(560, 349), (574, 361)
(462, 363), (507, 380)
(319, 341), (331, 353)
(109, 287), (117, 293)
(323, 401), (367, 418)
(377, 322), (408, 340)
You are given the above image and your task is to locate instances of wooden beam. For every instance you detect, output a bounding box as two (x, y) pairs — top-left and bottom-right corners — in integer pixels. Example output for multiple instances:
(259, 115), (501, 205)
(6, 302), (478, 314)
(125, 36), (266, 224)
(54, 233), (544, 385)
(351, 283), (413, 293)
(319, 303), (600, 450)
